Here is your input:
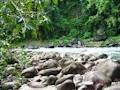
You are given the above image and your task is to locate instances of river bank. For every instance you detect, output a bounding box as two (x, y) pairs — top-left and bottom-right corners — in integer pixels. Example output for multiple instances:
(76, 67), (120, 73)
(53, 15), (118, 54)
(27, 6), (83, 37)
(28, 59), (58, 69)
(11, 36), (120, 48)
(1, 48), (120, 90)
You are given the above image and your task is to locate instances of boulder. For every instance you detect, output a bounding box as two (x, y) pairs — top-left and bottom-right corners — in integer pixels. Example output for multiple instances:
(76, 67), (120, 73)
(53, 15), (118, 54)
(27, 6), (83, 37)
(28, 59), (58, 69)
(82, 55), (90, 62)
(84, 62), (95, 70)
(43, 59), (58, 69)
(97, 54), (108, 59)
(41, 52), (61, 60)
(38, 68), (61, 76)
(59, 59), (74, 68)
(73, 74), (83, 87)
(93, 60), (120, 80)
(61, 62), (86, 75)
(47, 75), (58, 85)
(30, 55), (42, 65)
(22, 67), (37, 78)
(87, 55), (97, 62)
(55, 74), (74, 85)
(57, 80), (75, 90)
(83, 71), (111, 90)
(36, 59), (58, 71)
(2, 81), (20, 90)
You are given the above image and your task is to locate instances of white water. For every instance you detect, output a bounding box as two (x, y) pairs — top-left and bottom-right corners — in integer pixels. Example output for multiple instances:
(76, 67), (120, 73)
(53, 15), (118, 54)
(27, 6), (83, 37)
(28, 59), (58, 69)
(12, 47), (120, 60)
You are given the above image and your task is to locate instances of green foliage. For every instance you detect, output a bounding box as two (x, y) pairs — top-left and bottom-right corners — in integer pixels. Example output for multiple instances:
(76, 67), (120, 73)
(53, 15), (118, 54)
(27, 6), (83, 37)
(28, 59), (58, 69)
(85, 0), (120, 36)
(1, 0), (119, 41)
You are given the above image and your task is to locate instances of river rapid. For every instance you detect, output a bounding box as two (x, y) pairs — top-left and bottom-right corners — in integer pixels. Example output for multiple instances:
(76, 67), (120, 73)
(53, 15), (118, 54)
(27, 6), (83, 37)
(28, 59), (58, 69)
(12, 47), (120, 60)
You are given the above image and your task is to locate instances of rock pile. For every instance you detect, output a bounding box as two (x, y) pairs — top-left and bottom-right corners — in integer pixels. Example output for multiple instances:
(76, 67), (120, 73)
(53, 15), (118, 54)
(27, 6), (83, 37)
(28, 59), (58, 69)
(1, 52), (120, 90)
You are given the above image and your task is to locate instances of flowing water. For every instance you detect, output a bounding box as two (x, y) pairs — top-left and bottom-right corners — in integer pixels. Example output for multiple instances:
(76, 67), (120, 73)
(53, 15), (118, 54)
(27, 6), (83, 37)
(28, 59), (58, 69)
(12, 47), (120, 60)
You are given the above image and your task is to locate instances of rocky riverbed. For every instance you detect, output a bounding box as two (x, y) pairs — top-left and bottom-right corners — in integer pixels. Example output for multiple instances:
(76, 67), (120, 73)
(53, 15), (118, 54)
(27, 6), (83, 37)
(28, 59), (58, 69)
(1, 48), (120, 90)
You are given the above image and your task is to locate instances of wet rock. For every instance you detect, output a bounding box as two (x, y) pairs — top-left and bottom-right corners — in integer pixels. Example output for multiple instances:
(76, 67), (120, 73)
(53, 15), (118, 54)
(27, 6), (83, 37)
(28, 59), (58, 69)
(47, 75), (58, 85)
(83, 71), (111, 90)
(94, 59), (107, 65)
(84, 62), (95, 70)
(57, 80), (75, 90)
(41, 52), (61, 60)
(30, 54), (42, 65)
(58, 58), (74, 68)
(43, 59), (58, 69)
(36, 59), (58, 71)
(38, 68), (61, 76)
(93, 60), (120, 80)
(61, 62), (86, 75)
(73, 74), (83, 87)
(2, 81), (20, 90)
(22, 67), (37, 78)
(19, 84), (57, 90)
(88, 55), (97, 62)
(56, 74), (74, 85)
(97, 54), (108, 59)
(82, 55), (90, 62)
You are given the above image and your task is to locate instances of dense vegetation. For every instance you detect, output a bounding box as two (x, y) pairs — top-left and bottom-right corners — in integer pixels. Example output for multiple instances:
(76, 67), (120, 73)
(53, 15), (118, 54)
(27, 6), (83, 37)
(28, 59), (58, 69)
(0, 0), (120, 42)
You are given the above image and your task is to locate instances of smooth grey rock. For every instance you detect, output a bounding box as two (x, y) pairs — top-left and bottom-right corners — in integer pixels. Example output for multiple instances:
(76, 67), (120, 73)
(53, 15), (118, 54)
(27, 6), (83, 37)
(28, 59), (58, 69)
(84, 62), (95, 70)
(43, 59), (58, 69)
(62, 62), (86, 75)
(38, 68), (61, 76)
(73, 74), (83, 87)
(56, 74), (74, 85)
(97, 54), (108, 59)
(2, 81), (20, 90)
(83, 71), (111, 90)
(93, 60), (120, 80)
(57, 80), (75, 90)
(47, 75), (58, 85)
(22, 67), (37, 78)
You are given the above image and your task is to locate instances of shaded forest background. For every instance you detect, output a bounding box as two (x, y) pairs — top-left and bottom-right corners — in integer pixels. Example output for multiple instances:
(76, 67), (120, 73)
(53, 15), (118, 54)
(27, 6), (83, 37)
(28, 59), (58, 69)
(0, 0), (120, 45)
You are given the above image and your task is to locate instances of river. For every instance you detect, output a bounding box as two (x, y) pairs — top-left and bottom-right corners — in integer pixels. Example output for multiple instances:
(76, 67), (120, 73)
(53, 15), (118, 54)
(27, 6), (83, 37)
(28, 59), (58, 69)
(12, 47), (120, 60)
